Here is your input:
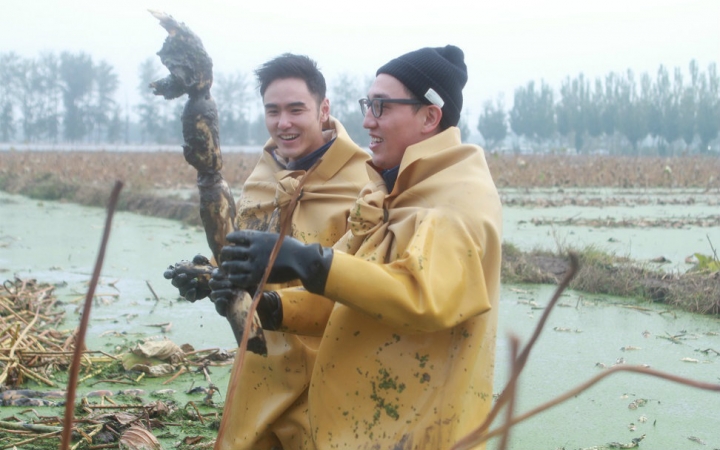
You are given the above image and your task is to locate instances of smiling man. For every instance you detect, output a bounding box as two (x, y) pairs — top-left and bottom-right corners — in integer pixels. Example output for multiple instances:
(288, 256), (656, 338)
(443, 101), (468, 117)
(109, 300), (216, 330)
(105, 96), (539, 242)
(262, 79), (328, 162)
(165, 53), (370, 449)
(214, 45), (504, 448)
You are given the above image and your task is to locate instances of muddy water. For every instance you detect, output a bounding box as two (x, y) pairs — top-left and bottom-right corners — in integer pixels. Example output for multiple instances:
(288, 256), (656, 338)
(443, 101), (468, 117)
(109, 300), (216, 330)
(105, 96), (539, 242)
(489, 284), (719, 449)
(2, 191), (718, 448)
(1, 191), (235, 350)
(502, 187), (720, 273)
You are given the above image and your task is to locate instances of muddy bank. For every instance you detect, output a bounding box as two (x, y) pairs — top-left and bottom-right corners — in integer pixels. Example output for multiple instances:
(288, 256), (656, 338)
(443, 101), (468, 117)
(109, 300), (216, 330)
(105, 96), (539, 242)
(502, 245), (720, 315)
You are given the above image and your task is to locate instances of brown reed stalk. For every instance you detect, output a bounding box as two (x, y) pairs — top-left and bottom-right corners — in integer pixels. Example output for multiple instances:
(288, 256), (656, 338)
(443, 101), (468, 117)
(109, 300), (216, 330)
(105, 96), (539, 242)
(214, 159), (322, 447)
(498, 335), (520, 450)
(479, 365), (720, 445)
(0, 430), (62, 450)
(453, 253), (580, 450)
(452, 251), (720, 450)
(0, 307), (41, 386)
(60, 180), (123, 450)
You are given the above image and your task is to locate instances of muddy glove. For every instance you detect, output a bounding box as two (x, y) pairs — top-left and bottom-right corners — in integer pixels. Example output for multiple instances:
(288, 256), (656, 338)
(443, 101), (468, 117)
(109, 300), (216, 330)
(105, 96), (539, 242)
(209, 271), (283, 330)
(163, 254), (214, 302)
(208, 268), (238, 317)
(220, 230), (333, 295)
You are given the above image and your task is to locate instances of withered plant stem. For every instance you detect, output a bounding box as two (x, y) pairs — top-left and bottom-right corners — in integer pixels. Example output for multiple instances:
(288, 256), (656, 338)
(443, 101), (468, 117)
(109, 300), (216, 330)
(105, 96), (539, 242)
(187, 401), (205, 425)
(453, 253), (580, 450)
(60, 180), (123, 450)
(452, 252), (580, 450)
(452, 250), (720, 449)
(481, 365), (720, 444)
(162, 366), (187, 385)
(498, 336), (520, 450)
(0, 430), (62, 449)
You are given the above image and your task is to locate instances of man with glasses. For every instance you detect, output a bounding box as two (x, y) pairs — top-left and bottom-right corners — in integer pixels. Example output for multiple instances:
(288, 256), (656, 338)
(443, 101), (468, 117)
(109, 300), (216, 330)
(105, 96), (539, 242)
(212, 45), (503, 448)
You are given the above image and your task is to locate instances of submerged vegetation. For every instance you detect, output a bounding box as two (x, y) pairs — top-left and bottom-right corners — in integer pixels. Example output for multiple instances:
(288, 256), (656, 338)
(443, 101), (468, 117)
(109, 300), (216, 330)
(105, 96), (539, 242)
(0, 276), (230, 449)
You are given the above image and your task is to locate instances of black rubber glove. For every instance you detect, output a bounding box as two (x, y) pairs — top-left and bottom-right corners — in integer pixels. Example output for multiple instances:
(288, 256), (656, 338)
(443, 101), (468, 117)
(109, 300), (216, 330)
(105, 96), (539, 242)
(256, 291), (283, 331)
(208, 270), (282, 330)
(208, 268), (237, 317)
(163, 254), (214, 302)
(220, 230), (333, 295)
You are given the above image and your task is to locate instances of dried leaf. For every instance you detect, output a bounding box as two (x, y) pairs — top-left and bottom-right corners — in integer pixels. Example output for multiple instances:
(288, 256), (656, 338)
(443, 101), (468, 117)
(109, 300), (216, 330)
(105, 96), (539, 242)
(129, 363), (177, 377)
(114, 411), (140, 425)
(119, 425), (162, 449)
(132, 338), (184, 363)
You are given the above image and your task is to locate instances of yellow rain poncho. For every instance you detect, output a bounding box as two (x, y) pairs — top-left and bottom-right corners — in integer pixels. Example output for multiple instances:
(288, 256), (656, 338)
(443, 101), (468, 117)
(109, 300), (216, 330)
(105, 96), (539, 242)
(215, 117), (369, 450)
(279, 127), (503, 449)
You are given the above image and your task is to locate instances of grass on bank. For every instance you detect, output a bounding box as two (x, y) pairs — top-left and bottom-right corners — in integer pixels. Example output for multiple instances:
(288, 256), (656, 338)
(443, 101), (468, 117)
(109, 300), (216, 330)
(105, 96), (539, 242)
(502, 242), (720, 315)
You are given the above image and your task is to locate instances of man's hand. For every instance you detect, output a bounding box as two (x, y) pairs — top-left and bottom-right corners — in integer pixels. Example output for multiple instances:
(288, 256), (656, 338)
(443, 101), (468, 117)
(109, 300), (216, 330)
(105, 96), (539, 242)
(163, 254), (214, 302)
(208, 271), (282, 330)
(208, 268), (234, 316)
(219, 230), (333, 295)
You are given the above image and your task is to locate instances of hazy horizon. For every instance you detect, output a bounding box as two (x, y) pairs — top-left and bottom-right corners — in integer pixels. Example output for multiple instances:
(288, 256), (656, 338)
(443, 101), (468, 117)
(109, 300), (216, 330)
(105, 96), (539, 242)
(2, 0), (718, 130)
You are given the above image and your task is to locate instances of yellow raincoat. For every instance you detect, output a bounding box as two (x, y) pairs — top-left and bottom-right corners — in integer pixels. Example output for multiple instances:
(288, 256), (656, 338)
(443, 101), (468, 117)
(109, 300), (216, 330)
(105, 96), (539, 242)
(215, 117), (369, 450)
(279, 127), (502, 449)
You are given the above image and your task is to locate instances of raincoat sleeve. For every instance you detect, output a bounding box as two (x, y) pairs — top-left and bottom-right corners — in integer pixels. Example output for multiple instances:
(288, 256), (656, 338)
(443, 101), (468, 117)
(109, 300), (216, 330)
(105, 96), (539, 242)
(275, 288), (335, 336)
(324, 211), (494, 333)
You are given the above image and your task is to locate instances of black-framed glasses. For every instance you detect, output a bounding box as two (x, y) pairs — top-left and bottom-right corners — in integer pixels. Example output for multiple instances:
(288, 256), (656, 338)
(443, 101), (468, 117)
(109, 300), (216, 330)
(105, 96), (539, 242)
(359, 97), (423, 118)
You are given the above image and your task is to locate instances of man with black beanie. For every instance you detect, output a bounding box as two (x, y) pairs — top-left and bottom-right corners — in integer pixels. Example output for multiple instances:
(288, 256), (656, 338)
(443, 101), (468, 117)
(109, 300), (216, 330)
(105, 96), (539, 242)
(212, 45), (503, 448)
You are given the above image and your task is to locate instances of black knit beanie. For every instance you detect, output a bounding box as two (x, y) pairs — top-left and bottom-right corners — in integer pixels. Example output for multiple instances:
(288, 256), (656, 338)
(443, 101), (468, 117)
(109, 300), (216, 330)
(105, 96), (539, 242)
(376, 45), (468, 129)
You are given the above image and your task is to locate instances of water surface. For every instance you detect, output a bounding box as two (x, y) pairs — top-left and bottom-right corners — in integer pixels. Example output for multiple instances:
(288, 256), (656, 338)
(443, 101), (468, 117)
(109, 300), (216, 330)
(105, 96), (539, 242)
(2, 191), (718, 449)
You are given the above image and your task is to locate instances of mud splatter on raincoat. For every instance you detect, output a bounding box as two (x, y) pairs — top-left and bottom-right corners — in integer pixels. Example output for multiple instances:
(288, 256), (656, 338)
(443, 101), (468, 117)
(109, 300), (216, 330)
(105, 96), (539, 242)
(215, 117), (369, 450)
(279, 127), (502, 449)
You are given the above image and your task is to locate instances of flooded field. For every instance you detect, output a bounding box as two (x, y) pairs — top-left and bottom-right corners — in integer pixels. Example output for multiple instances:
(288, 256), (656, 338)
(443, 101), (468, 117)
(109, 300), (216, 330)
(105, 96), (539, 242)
(1, 186), (719, 449)
(492, 284), (719, 449)
(502, 186), (720, 273)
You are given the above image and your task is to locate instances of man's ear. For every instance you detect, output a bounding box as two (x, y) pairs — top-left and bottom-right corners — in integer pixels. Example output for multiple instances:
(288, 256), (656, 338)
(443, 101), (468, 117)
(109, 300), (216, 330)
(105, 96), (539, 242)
(421, 105), (443, 133)
(320, 98), (330, 123)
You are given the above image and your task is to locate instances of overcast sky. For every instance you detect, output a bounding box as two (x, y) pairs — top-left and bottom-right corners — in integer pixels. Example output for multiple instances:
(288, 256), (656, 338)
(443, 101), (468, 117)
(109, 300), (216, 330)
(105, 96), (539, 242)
(2, 0), (718, 125)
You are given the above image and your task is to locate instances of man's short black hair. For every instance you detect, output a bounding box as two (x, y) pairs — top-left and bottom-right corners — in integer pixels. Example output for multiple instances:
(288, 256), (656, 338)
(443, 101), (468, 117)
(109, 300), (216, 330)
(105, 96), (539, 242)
(255, 53), (327, 104)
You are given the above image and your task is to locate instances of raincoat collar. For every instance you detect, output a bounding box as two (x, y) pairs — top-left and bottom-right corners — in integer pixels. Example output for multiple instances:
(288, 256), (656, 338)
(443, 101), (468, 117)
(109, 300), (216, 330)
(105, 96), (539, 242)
(262, 116), (358, 183)
(270, 138), (335, 171)
(369, 126), (462, 196)
(398, 126), (461, 173)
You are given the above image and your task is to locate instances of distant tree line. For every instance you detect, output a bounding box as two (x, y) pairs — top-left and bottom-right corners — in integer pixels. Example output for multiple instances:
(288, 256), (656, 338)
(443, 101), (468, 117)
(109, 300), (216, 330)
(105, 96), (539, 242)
(2, 51), (717, 155)
(0, 51), (374, 148)
(0, 51), (123, 144)
(477, 61), (720, 155)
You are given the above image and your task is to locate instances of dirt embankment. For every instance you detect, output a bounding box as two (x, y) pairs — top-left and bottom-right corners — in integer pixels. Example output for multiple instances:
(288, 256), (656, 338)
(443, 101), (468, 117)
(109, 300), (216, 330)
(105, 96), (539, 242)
(502, 245), (720, 315)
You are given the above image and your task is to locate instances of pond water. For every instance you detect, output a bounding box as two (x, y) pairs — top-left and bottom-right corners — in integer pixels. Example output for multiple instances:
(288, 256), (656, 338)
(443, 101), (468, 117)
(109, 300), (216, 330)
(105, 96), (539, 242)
(502, 187), (720, 273)
(1, 190), (718, 449)
(0, 191), (235, 350)
(491, 284), (719, 449)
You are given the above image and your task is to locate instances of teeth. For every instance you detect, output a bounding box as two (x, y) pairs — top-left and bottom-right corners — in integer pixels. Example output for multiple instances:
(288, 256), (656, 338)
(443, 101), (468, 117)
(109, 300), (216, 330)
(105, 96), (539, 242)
(279, 134), (299, 140)
(371, 137), (383, 143)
